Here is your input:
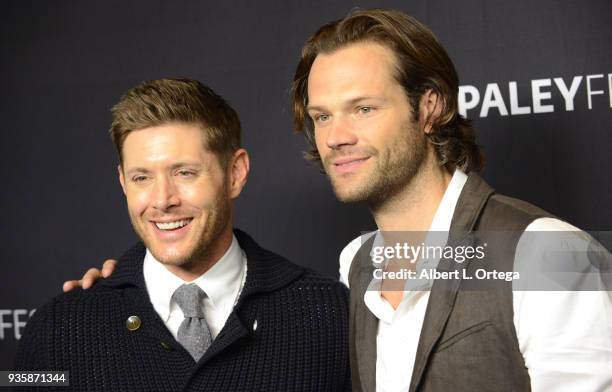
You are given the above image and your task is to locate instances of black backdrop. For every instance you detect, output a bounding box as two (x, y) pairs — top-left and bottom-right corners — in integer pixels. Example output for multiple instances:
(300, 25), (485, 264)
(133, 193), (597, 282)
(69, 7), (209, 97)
(1, 0), (611, 367)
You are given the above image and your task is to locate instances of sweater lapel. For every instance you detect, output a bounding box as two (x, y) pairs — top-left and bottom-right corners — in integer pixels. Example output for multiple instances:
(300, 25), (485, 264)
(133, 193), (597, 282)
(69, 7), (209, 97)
(196, 229), (305, 366)
(102, 230), (305, 367)
(99, 243), (181, 351)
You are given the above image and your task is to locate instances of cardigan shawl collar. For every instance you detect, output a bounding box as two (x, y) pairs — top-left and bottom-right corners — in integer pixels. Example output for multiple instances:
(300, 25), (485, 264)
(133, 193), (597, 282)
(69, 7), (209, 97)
(99, 229), (305, 368)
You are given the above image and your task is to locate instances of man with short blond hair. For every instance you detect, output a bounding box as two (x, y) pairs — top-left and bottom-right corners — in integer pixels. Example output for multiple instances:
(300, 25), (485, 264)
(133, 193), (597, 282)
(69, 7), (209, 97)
(16, 78), (351, 391)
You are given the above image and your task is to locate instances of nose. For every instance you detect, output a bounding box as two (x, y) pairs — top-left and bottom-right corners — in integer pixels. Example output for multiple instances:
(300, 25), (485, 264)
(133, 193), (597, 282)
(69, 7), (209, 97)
(152, 175), (180, 211)
(326, 115), (358, 150)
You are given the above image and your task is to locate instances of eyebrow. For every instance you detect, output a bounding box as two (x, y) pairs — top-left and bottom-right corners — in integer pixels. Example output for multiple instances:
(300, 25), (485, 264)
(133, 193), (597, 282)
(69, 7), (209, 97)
(306, 96), (385, 112)
(125, 162), (203, 176)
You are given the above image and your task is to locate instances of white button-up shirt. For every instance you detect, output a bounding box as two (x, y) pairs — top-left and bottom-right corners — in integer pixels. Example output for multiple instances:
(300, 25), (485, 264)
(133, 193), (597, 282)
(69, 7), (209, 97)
(339, 170), (612, 392)
(143, 235), (247, 339)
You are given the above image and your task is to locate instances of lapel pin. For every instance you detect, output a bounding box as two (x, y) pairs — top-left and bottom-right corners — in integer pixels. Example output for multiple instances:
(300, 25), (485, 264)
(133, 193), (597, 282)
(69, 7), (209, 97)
(252, 319), (258, 331)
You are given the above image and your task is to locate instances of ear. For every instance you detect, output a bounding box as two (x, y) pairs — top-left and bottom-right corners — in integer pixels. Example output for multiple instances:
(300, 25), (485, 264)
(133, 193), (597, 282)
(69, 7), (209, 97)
(418, 89), (443, 134)
(228, 148), (250, 199)
(118, 164), (127, 196)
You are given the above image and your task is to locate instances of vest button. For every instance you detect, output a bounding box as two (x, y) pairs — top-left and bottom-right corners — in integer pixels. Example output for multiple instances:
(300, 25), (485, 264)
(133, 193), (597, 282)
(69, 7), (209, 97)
(126, 315), (142, 331)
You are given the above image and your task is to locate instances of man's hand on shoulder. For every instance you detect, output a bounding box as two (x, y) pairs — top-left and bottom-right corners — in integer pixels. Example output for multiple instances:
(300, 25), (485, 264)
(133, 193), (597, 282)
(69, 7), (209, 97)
(62, 259), (117, 292)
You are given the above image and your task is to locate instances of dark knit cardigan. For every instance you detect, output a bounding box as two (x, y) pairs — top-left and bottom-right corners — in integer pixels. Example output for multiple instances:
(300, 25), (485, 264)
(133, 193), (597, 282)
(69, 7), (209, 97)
(15, 230), (351, 391)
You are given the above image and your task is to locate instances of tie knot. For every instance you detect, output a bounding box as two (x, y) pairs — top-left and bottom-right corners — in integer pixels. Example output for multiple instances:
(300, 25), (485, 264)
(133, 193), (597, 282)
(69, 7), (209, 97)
(172, 284), (206, 318)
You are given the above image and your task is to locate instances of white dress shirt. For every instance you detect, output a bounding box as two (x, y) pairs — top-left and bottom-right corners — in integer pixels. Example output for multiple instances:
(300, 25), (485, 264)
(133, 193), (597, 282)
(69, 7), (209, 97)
(339, 170), (612, 392)
(143, 234), (247, 339)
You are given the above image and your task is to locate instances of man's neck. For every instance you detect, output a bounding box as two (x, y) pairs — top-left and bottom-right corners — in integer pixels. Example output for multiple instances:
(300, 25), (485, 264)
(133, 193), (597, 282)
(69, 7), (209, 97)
(371, 160), (452, 232)
(374, 160), (453, 310)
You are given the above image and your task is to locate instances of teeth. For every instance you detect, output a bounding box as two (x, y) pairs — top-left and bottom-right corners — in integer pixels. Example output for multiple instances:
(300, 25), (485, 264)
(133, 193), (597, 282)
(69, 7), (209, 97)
(155, 219), (191, 231)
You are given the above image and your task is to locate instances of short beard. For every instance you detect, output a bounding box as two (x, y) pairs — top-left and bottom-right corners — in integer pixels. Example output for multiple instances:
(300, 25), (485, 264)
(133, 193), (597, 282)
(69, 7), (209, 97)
(131, 184), (232, 269)
(365, 132), (428, 210)
(177, 188), (231, 269)
(327, 122), (428, 209)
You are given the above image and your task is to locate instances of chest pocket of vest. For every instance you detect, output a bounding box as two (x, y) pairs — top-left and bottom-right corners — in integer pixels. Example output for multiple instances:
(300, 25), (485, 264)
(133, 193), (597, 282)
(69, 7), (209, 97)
(434, 320), (493, 353)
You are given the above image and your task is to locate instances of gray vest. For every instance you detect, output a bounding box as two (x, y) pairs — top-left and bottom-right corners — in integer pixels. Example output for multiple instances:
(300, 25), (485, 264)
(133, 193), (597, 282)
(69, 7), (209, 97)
(348, 173), (553, 392)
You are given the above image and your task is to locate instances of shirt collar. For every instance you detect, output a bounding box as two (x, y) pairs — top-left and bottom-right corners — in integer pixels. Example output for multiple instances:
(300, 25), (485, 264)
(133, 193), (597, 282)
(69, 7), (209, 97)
(429, 169), (468, 232)
(143, 234), (245, 322)
(365, 169), (469, 320)
(369, 168), (468, 252)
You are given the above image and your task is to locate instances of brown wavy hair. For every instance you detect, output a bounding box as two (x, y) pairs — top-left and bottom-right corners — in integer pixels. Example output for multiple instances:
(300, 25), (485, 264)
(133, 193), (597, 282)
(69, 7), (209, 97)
(110, 78), (241, 169)
(291, 9), (484, 172)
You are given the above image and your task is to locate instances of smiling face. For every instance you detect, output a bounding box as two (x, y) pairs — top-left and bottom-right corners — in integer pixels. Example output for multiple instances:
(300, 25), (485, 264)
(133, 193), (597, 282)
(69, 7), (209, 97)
(119, 122), (235, 270)
(306, 42), (429, 206)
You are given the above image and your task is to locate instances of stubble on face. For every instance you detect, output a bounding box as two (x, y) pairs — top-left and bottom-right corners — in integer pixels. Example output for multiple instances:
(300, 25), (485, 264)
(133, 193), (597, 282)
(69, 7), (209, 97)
(129, 182), (232, 269)
(308, 42), (430, 209)
(181, 182), (231, 268)
(121, 123), (234, 273)
(323, 115), (428, 208)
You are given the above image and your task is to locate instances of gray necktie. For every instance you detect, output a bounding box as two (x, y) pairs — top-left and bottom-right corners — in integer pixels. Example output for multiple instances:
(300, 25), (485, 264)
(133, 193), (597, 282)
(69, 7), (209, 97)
(172, 284), (213, 361)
